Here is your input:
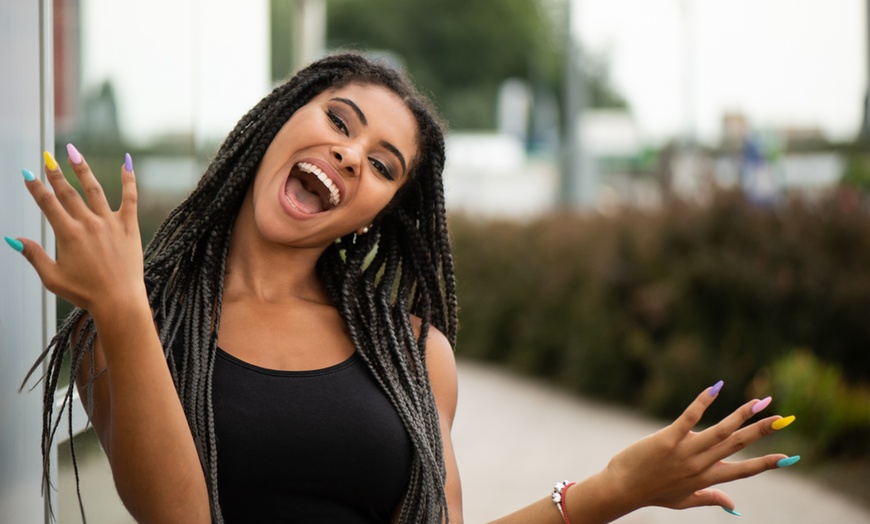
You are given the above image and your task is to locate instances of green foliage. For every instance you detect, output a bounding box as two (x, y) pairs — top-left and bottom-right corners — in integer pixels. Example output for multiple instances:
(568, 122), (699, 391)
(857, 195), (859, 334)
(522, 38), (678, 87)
(326, 0), (565, 129)
(841, 151), (870, 193)
(761, 350), (870, 456)
(451, 190), (870, 437)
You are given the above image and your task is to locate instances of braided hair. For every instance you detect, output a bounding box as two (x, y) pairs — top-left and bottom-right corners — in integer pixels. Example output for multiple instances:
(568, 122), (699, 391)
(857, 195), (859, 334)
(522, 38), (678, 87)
(28, 53), (458, 523)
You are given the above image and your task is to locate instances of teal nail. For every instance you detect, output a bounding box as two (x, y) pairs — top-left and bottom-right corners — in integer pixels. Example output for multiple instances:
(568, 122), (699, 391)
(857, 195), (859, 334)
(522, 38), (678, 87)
(4, 236), (24, 253)
(721, 507), (742, 516)
(22, 169), (35, 182)
(777, 455), (801, 468)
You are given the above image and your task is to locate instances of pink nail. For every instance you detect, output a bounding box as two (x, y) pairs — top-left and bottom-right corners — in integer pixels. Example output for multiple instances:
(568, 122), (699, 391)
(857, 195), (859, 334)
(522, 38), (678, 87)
(751, 396), (772, 414)
(67, 143), (82, 165)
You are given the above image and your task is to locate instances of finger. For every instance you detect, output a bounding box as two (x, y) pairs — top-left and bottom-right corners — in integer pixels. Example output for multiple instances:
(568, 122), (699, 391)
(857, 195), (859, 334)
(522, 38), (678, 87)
(23, 170), (74, 228)
(44, 150), (89, 217)
(10, 237), (60, 292)
(119, 153), (139, 225)
(66, 143), (111, 216)
(690, 396), (767, 454)
(705, 453), (789, 487)
(705, 413), (795, 463)
(666, 487), (734, 511)
(670, 380), (723, 436)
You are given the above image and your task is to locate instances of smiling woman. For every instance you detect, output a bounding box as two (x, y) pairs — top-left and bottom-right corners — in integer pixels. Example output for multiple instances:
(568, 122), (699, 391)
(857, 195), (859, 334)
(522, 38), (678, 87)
(12, 53), (797, 524)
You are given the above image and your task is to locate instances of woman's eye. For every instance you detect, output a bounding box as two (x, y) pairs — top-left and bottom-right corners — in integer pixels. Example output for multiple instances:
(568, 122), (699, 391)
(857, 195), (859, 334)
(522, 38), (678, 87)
(370, 158), (393, 180)
(328, 110), (348, 135)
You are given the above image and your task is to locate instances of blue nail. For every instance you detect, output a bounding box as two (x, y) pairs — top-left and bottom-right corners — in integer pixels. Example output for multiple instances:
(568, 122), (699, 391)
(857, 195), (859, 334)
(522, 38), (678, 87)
(721, 507), (742, 516)
(777, 455), (801, 468)
(709, 380), (724, 397)
(4, 236), (24, 253)
(22, 169), (35, 182)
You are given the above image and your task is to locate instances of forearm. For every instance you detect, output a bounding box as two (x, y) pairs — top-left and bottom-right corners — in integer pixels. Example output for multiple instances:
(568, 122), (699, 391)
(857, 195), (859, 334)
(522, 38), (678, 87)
(90, 293), (210, 523)
(486, 471), (631, 524)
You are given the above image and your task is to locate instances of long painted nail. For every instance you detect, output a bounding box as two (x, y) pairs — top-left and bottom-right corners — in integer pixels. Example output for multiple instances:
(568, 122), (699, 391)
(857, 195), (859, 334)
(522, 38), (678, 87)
(124, 152), (133, 173)
(772, 415), (796, 430)
(709, 380), (724, 397)
(751, 396), (772, 414)
(22, 169), (35, 182)
(4, 236), (24, 253)
(777, 455), (801, 468)
(43, 151), (58, 171)
(721, 506), (742, 516)
(67, 143), (82, 165)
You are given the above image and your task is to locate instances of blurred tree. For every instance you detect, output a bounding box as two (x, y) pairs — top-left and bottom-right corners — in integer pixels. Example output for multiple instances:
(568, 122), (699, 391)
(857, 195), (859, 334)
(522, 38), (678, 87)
(325, 0), (569, 129)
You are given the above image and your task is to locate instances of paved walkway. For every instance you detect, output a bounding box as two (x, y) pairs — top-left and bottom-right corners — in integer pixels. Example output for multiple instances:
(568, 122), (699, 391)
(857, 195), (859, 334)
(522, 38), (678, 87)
(452, 360), (870, 524)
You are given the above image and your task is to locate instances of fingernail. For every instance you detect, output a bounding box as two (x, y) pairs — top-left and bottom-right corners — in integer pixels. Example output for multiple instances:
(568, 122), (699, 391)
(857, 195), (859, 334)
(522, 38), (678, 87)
(709, 380), (724, 397)
(4, 236), (24, 253)
(777, 455), (801, 468)
(22, 169), (35, 182)
(721, 506), (742, 516)
(124, 152), (133, 173)
(751, 396), (772, 414)
(772, 415), (796, 430)
(67, 143), (82, 165)
(43, 151), (58, 171)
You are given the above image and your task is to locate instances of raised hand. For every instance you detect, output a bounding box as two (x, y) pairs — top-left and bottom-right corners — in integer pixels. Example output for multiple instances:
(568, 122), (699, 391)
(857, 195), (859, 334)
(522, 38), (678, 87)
(592, 381), (798, 517)
(5, 145), (146, 317)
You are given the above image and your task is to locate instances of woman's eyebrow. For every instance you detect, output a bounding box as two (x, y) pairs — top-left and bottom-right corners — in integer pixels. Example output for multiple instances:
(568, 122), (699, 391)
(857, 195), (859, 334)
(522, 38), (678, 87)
(331, 97), (367, 125)
(331, 96), (408, 175)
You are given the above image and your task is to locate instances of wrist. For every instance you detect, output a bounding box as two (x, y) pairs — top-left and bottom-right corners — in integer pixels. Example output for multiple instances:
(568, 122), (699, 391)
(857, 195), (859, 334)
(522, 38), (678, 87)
(87, 283), (150, 323)
(564, 470), (634, 524)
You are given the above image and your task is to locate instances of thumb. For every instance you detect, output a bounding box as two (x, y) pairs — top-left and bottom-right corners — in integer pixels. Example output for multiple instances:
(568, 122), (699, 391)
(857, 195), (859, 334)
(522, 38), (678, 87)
(7, 236), (58, 286)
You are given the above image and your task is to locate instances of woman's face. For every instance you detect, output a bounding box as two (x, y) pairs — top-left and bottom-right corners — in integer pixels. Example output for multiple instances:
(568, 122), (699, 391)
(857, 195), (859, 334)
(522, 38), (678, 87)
(245, 82), (419, 249)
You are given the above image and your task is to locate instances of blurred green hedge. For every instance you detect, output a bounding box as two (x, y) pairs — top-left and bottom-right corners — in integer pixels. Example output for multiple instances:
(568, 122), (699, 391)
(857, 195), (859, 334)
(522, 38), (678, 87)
(451, 190), (870, 444)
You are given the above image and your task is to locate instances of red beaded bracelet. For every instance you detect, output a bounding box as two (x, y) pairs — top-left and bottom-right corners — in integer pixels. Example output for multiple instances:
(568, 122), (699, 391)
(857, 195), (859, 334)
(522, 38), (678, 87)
(551, 480), (576, 524)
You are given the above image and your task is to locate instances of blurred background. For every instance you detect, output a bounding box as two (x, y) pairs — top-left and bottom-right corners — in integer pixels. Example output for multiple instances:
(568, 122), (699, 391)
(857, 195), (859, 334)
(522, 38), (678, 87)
(11, 0), (870, 521)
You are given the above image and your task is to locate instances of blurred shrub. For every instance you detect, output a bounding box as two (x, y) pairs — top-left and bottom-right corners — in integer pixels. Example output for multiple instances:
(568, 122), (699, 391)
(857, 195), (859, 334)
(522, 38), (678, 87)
(757, 350), (870, 455)
(451, 190), (870, 430)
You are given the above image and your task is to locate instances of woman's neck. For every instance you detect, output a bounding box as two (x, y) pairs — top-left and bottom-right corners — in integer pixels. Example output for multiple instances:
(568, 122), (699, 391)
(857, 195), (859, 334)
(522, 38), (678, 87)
(224, 203), (331, 305)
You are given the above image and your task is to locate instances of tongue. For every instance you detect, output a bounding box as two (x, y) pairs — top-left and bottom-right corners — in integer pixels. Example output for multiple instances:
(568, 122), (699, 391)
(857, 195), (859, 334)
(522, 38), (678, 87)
(285, 177), (324, 214)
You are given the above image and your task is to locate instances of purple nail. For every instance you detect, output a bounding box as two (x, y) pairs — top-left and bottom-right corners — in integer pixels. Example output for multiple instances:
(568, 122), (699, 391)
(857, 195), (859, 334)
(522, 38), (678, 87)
(751, 396), (772, 414)
(709, 380), (724, 397)
(66, 143), (82, 165)
(124, 153), (133, 172)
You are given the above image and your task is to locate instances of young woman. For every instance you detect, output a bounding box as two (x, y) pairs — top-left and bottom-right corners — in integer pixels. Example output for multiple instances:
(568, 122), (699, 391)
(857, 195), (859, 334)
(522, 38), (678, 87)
(9, 53), (796, 523)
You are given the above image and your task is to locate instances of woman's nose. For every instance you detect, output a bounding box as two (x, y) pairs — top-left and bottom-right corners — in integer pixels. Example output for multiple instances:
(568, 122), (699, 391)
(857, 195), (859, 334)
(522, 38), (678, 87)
(332, 146), (361, 177)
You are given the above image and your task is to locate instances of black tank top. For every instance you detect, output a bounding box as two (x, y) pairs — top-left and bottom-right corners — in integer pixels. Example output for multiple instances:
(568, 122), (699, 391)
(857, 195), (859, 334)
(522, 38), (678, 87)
(212, 347), (413, 523)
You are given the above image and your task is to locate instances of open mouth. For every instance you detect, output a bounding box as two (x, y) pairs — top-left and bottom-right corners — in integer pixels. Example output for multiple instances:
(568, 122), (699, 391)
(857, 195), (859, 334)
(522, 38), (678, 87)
(283, 162), (341, 214)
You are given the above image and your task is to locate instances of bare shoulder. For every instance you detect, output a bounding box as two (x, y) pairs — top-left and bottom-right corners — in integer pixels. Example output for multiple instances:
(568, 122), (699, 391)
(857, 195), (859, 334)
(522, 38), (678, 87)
(410, 316), (458, 419)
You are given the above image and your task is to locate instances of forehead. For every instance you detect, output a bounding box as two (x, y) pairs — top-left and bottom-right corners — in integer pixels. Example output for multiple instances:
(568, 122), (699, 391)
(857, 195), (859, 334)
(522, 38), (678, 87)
(312, 83), (419, 163)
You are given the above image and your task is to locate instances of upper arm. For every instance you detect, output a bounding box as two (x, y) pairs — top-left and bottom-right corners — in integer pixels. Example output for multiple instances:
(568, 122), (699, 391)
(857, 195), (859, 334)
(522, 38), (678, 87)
(415, 318), (464, 523)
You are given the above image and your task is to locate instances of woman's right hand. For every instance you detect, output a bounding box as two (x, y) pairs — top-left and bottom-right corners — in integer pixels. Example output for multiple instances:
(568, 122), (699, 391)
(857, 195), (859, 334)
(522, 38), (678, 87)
(12, 146), (145, 318)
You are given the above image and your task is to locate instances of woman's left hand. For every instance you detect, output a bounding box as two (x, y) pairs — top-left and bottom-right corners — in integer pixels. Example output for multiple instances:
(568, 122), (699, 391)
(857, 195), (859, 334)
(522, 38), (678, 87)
(593, 382), (794, 515)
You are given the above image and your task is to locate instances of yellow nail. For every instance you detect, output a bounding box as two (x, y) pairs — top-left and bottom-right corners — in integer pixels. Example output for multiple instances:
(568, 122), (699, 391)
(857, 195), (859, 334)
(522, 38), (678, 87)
(43, 151), (58, 171)
(772, 415), (796, 430)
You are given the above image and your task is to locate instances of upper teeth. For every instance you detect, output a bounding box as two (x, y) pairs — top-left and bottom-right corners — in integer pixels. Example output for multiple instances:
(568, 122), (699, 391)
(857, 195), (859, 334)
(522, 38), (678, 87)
(297, 162), (340, 206)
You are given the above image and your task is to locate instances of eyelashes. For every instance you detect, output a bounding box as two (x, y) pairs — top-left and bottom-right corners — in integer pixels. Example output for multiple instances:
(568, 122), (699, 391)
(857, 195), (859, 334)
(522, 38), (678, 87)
(326, 109), (394, 180)
(328, 109), (349, 135)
